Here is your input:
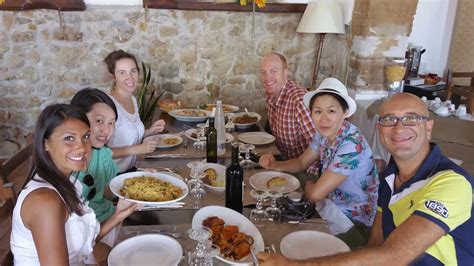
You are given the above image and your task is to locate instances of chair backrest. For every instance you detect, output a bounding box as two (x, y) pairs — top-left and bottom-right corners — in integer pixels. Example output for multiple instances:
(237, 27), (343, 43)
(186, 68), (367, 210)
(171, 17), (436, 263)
(447, 69), (474, 87)
(0, 144), (34, 202)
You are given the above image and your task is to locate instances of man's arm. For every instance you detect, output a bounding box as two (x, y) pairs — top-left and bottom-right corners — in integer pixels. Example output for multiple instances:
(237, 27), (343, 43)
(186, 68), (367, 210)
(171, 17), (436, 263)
(258, 214), (445, 265)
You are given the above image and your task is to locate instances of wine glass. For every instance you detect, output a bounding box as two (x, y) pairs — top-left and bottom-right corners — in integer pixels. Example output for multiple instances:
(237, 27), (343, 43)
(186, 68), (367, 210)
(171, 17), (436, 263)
(188, 227), (213, 266)
(266, 190), (282, 229)
(239, 143), (255, 170)
(249, 190), (269, 227)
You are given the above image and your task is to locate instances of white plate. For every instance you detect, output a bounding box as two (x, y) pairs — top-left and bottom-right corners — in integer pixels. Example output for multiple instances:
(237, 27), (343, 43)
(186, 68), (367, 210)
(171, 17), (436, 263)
(143, 134), (183, 148)
(109, 171), (188, 206)
(198, 103), (239, 113)
(434, 111), (451, 117)
(200, 163), (226, 192)
(108, 234), (183, 266)
(184, 128), (234, 143)
(238, 132), (275, 145)
(233, 112), (261, 129)
(280, 230), (350, 260)
(192, 206), (264, 265)
(169, 109), (210, 122)
(249, 171), (300, 194)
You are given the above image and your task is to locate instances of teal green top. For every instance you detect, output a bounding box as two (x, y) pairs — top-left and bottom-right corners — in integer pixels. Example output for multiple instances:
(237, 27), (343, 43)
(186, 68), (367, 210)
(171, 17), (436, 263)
(78, 147), (118, 223)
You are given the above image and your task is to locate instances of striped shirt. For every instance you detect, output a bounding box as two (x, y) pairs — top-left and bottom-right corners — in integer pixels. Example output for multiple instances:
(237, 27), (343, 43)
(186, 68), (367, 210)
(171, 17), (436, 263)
(266, 80), (317, 160)
(378, 144), (474, 265)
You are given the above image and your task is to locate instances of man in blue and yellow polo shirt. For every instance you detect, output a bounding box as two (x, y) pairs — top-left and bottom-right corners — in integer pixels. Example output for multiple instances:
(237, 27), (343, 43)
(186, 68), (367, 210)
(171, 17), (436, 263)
(257, 93), (473, 265)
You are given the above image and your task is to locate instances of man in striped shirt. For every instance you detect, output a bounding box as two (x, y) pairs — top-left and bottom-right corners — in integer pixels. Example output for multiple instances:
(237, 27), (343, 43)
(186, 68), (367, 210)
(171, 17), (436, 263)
(260, 52), (317, 164)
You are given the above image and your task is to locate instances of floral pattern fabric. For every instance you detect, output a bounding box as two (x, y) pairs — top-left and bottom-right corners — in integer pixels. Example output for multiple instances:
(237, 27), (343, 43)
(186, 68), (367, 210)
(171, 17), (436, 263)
(310, 120), (379, 226)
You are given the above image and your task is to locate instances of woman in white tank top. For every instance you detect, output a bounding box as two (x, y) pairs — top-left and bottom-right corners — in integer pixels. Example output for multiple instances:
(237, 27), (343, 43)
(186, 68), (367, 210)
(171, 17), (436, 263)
(10, 104), (140, 265)
(103, 50), (166, 173)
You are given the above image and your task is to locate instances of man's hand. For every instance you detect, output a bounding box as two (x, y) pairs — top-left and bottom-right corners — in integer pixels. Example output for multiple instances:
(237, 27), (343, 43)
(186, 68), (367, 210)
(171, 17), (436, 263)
(259, 154), (276, 169)
(257, 252), (290, 266)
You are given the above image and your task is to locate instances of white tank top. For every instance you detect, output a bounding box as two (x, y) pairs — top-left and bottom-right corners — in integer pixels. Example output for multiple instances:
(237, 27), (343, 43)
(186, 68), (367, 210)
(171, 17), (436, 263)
(107, 95), (145, 172)
(10, 175), (100, 266)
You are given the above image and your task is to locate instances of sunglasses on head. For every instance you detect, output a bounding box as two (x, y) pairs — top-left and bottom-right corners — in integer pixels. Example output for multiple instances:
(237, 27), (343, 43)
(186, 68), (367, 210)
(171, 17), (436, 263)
(83, 174), (96, 200)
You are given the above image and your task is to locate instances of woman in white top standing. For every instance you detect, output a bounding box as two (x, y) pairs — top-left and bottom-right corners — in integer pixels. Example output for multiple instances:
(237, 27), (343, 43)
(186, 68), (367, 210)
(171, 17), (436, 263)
(104, 50), (166, 173)
(10, 104), (140, 265)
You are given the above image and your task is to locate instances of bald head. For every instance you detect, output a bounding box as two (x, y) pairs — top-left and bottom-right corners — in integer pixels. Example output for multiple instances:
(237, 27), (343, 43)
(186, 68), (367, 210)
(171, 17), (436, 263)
(261, 52), (288, 69)
(380, 93), (429, 117)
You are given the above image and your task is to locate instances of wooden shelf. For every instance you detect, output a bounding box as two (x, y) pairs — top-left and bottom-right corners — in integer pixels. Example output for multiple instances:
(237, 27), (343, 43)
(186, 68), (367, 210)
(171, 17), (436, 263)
(0, 0), (86, 11)
(146, 0), (306, 13)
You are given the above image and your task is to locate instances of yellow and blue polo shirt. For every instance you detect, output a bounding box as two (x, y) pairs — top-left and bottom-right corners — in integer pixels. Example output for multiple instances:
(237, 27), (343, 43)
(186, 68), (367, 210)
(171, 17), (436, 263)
(378, 144), (473, 265)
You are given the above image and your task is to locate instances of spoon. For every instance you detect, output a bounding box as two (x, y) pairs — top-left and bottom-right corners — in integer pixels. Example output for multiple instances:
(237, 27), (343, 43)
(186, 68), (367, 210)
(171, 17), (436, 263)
(244, 108), (252, 117)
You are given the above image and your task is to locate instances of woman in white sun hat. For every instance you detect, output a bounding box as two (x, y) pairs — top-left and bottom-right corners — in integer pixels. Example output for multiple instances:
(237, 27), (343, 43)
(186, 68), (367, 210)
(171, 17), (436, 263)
(259, 78), (379, 249)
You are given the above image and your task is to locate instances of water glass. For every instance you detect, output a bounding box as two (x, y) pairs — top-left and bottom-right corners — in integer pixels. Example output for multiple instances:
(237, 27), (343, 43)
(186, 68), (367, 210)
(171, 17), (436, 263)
(188, 227), (214, 266)
(239, 143), (255, 170)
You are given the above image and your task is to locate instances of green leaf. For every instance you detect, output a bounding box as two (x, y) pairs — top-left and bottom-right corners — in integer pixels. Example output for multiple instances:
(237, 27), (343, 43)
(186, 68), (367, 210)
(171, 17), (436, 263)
(136, 62), (163, 128)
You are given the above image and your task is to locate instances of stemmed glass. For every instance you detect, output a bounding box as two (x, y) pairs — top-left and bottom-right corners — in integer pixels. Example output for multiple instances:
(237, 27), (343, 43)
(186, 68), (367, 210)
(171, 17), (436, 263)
(188, 161), (206, 209)
(266, 190), (282, 229)
(225, 113), (235, 133)
(239, 143), (255, 170)
(193, 123), (207, 157)
(249, 189), (269, 227)
(188, 227), (219, 266)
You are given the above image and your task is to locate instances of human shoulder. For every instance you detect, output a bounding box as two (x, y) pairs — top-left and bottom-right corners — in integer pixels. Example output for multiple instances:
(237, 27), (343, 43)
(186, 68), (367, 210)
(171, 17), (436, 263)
(22, 187), (67, 225)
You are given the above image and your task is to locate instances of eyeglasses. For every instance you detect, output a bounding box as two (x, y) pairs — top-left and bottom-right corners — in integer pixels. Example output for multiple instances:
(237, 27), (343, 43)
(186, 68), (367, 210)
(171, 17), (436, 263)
(83, 174), (96, 200)
(377, 115), (429, 127)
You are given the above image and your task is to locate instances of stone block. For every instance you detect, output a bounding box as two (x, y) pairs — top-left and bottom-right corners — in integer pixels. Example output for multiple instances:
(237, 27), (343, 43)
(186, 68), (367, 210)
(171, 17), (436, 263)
(11, 31), (35, 42)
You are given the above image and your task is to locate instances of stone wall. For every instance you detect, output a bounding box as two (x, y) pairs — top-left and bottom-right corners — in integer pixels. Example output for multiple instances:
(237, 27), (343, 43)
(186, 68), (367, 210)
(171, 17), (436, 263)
(349, 0), (418, 91)
(0, 6), (349, 157)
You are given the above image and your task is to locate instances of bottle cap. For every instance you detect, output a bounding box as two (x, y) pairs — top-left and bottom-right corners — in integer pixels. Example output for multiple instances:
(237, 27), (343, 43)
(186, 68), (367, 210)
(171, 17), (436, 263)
(287, 191), (302, 202)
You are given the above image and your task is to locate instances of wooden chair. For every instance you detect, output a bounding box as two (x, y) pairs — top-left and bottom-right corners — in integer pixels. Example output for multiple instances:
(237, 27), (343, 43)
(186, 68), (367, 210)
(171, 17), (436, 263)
(0, 143), (35, 266)
(446, 70), (474, 115)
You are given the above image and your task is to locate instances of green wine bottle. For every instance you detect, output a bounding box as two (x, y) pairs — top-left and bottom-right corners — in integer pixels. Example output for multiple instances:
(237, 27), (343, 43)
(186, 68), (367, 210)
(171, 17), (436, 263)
(206, 117), (217, 163)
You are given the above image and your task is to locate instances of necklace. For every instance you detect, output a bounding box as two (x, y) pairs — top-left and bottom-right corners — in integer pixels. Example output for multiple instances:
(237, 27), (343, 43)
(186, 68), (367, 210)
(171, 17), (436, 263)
(396, 174), (407, 184)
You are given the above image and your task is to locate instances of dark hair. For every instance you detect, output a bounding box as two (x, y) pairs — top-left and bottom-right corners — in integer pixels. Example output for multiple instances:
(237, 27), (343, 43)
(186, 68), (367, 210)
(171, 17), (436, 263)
(103, 49), (139, 75)
(32, 104), (90, 216)
(71, 87), (118, 120)
(309, 92), (349, 112)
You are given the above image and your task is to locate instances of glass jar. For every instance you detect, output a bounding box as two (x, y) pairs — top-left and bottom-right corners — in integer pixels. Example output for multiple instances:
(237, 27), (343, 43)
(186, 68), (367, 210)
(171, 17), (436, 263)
(384, 58), (407, 96)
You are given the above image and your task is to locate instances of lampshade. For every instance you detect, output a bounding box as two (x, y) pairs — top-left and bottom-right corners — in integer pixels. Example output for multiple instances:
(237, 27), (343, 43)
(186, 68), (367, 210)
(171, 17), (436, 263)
(297, 1), (345, 34)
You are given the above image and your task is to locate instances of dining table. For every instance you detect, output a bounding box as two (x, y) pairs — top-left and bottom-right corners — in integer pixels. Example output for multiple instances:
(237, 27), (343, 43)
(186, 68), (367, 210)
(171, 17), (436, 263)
(113, 109), (331, 266)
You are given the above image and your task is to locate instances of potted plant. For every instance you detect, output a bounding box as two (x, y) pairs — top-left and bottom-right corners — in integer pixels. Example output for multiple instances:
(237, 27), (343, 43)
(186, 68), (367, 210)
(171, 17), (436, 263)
(136, 62), (164, 128)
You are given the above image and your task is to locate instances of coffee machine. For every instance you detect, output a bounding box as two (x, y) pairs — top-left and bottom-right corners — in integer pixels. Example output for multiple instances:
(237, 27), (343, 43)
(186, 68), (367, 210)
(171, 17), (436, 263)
(405, 45), (426, 78)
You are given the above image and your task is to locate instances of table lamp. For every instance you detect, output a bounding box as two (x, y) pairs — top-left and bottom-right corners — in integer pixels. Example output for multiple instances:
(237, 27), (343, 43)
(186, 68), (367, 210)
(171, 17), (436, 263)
(297, 1), (345, 89)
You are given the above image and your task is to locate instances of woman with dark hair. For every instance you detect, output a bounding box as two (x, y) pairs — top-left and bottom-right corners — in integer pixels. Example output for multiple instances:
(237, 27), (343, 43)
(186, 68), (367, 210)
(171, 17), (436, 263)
(70, 88), (119, 223)
(10, 104), (139, 265)
(259, 78), (379, 249)
(103, 50), (165, 173)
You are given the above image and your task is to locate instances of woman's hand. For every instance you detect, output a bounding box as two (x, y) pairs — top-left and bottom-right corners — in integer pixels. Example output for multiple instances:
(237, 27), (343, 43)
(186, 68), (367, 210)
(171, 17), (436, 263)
(146, 119), (166, 136)
(115, 198), (142, 222)
(259, 154), (276, 169)
(139, 141), (157, 154)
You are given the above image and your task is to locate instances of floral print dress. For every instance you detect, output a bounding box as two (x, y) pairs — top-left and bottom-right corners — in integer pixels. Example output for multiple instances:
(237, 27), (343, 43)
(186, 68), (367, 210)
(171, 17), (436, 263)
(310, 120), (379, 226)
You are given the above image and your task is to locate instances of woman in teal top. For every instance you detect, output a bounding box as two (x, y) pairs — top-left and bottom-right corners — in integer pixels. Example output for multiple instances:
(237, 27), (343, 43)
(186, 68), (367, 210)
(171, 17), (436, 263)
(71, 88), (119, 222)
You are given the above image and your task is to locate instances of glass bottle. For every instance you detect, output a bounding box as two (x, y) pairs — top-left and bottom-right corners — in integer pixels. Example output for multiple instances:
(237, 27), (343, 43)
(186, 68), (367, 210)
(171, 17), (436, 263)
(215, 100), (226, 156)
(225, 143), (244, 213)
(206, 117), (217, 163)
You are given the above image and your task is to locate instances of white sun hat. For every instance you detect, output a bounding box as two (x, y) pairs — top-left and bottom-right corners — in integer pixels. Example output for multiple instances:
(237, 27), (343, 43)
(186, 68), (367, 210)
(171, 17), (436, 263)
(303, 78), (357, 118)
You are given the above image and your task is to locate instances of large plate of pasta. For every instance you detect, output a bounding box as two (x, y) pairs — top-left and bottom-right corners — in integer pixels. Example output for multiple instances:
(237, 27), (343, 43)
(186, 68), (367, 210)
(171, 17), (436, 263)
(109, 171), (188, 206)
